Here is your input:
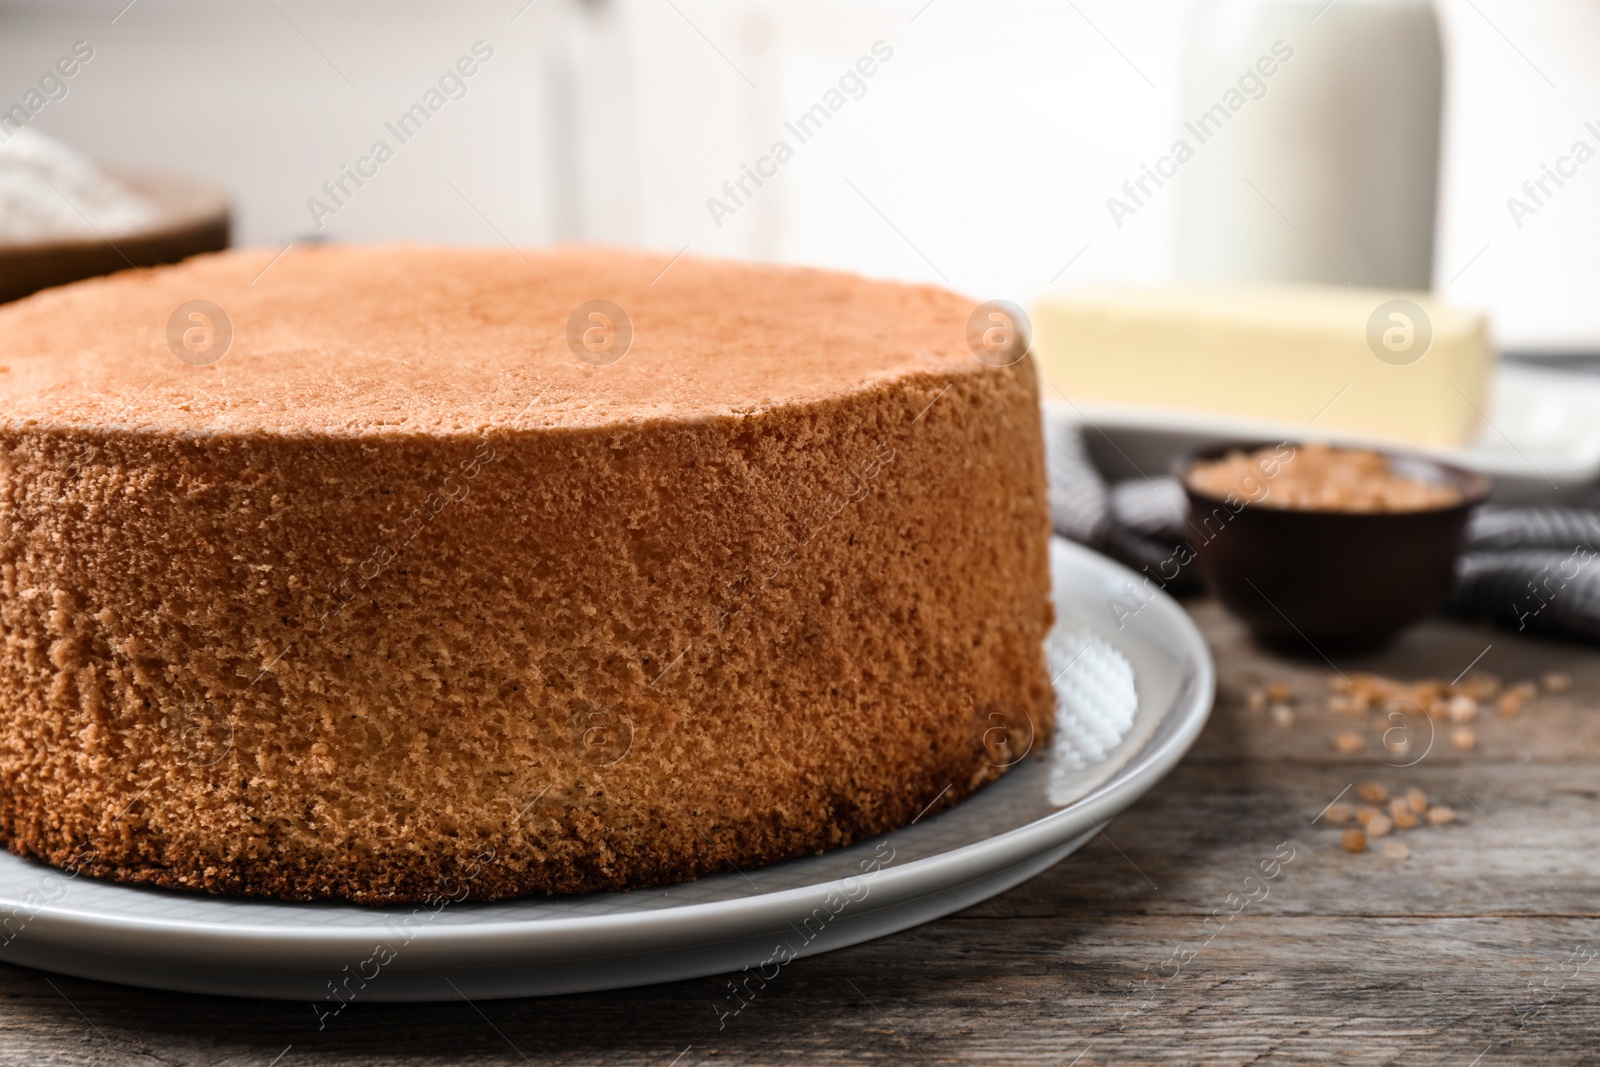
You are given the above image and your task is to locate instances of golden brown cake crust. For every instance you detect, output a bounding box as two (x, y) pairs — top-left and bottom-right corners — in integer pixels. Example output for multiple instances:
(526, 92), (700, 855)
(0, 246), (1054, 903)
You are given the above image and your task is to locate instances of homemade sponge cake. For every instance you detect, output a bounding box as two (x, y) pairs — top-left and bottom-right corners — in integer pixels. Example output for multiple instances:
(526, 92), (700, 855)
(0, 246), (1054, 903)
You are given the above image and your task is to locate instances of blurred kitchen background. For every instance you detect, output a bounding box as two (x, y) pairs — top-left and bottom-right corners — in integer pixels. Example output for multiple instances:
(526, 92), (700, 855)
(1, 0), (1598, 352)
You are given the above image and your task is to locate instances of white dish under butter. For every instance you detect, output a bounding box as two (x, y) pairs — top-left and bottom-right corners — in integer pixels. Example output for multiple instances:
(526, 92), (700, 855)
(1053, 363), (1600, 503)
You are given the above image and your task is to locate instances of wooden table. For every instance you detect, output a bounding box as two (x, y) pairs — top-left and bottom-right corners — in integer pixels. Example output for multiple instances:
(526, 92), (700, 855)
(4, 601), (1597, 1066)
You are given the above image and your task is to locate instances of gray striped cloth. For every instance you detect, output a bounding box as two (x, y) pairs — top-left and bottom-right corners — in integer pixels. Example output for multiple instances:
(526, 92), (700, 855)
(1045, 420), (1600, 644)
(1453, 509), (1600, 642)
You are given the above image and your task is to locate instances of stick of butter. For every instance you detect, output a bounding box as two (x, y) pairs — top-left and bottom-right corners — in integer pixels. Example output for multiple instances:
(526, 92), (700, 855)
(1029, 284), (1495, 448)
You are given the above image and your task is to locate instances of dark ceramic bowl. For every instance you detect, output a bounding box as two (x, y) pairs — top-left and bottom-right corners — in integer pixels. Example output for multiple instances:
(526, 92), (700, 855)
(1179, 441), (1490, 655)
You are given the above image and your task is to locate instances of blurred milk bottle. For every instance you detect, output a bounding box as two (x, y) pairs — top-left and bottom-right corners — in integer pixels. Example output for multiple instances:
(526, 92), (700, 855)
(1174, 0), (1444, 290)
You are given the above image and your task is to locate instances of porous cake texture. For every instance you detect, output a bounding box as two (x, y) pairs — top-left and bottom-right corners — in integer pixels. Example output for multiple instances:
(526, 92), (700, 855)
(0, 246), (1054, 903)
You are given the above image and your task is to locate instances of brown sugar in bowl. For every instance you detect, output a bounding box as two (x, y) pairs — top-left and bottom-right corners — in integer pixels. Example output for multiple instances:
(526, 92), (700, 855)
(1179, 442), (1489, 654)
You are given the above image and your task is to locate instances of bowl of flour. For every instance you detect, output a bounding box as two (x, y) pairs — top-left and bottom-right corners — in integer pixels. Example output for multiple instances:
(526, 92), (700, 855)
(0, 129), (229, 303)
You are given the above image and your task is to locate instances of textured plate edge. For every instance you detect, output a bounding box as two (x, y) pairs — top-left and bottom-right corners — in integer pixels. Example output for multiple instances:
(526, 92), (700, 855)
(4, 832), (1104, 1002)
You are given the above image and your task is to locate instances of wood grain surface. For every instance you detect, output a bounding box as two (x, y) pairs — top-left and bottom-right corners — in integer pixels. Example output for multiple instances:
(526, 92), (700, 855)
(2, 601), (1596, 1066)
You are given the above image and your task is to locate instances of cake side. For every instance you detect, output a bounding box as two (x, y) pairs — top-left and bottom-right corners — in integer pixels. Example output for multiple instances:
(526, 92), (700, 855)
(0, 358), (1053, 901)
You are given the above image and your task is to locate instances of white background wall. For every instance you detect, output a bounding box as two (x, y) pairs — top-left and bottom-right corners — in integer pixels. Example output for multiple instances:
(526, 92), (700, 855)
(2, 0), (1598, 352)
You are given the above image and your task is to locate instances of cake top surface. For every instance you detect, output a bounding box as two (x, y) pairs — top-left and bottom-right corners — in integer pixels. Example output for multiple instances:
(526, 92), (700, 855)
(0, 245), (985, 436)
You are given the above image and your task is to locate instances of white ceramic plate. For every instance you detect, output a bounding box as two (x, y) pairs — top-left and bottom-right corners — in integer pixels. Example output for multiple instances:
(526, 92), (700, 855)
(0, 539), (1213, 1002)
(1054, 363), (1600, 503)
